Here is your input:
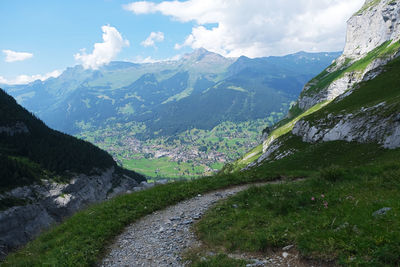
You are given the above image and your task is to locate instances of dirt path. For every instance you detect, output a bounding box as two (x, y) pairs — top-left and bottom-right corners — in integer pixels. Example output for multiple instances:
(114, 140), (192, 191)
(100, 181), (302, 267)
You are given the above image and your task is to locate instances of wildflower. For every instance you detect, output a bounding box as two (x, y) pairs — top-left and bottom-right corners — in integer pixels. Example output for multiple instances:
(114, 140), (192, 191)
(323, 201), (328, 208)
(311, 197), (315, 201)
(321, 194), (325, 198)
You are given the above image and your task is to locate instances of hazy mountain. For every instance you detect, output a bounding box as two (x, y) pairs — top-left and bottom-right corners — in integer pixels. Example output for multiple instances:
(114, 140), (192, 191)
(5, 49), (339, 136)
(4, 49), (340, 177)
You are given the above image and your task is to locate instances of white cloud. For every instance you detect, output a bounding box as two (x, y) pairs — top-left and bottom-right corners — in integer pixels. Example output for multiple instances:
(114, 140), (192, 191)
(123, 1), (157, 14)
(74, 25), (130, 69)
(141, 31), (165, 47)
(124, 0), (364, 57)
(3, 49), (33, 62)
(0, 70), (62, 85)
(133, 54), (182, 63)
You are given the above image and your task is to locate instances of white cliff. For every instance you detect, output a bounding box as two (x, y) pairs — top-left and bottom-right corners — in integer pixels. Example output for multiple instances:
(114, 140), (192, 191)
(255, 0), (400, 166)
(343, 0), (400, 59)
(298, 0), (400, 110)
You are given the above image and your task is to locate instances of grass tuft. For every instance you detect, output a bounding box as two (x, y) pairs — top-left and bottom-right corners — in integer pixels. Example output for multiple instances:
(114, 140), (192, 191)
(319, 165), (345, 182)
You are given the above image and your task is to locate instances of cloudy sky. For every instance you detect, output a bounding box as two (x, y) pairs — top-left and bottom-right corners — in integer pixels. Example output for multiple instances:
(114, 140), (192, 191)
(0, 0), (364, 84)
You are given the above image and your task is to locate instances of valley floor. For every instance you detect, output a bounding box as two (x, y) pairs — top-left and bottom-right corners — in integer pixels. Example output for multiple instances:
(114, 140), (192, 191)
(77, 119), (276, 178)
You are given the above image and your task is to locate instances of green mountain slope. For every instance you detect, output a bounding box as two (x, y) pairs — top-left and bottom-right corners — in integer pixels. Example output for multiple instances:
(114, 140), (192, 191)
(198, 0), (400, 264)
(3, 1), (400, 265)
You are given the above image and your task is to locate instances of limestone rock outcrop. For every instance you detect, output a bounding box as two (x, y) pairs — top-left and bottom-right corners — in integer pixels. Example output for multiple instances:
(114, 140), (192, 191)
(0, 167), (146, 258)
(298, 0), (400, 110)
(292, 104), (400, 149)
(343, 0), (400, 59)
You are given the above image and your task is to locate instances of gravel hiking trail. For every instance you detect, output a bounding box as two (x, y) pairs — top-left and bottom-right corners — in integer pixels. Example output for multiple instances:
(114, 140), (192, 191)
(100, 181), (306, 267)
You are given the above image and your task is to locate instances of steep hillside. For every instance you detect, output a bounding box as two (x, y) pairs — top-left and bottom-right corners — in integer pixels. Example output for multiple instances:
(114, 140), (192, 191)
(4, 50), (338, 178)
(188, 1), (400, 265)
(0, 89), (144, 189)
(0, 89), (145, 256)
(236, 0), (400, 170)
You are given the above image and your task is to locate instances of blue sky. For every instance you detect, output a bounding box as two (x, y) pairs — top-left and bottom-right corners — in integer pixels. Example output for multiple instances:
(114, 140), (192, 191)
(0, 0), (364, 84)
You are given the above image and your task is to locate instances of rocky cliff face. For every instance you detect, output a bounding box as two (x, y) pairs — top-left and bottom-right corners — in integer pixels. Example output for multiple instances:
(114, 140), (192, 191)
(252, 0), (400, 165)
(298, 0), (400, 110)
(292, 0), (400, 149)
(343, 0), (400, 59)
(0, 168), (151, 258)
(292, 103), (400, 149)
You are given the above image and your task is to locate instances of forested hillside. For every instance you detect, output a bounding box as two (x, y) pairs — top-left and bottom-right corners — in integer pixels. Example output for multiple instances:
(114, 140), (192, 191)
(0, 88), (144, 190)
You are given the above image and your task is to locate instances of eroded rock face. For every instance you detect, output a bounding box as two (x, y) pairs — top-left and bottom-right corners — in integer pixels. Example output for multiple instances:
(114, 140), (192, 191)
(292, 103), (400, 149)
(255, 1), (400, 165)
(343, 0), (400, 59)
(298, 0), (400, 110)
(0, 167), (142, 258)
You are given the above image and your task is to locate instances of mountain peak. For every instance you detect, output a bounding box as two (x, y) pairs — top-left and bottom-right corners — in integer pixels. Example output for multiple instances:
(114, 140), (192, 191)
(192, 47), (210, 55)
(182, 48), (225, 62)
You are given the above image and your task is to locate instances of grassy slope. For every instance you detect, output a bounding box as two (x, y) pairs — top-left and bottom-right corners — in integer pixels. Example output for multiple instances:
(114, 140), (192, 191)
(233, 40), (400, 172)
(3, 169), (280, 266)
(195, 158), (400, 265)
(305, 55), (400, 122)
(301, 40), (400, 98)
(189, 43), (400, 266)
(233, 101), (330, 171)
(123, 157), (205, 179)
(4, 30), (400, 267)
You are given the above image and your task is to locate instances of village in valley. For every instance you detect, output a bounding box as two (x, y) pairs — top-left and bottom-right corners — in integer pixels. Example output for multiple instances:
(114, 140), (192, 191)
(78, 117), (280, 178)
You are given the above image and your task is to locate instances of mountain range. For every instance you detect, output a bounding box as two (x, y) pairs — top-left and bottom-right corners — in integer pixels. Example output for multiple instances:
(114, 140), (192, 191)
(2, 0), (400, 264)
(4, 49), (340, 177)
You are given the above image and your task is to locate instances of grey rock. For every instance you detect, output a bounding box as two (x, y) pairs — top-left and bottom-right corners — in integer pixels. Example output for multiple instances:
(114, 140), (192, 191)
(290, 105), (400, 150)
(0, 167), (143, 258)
(182, 220), (193, 225)
(372, 207), (392, 216)
(334, 222), (349, 232)
(193, 214), (201, 220)
(139, 181), (155, 189)
(343, 0), (400, 60)
(246, 259), (267, 267)
(282, 244), (294, 251)
(298, 0), (400, 110)
(155, 179), (169, 185)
